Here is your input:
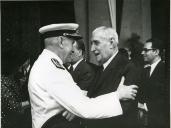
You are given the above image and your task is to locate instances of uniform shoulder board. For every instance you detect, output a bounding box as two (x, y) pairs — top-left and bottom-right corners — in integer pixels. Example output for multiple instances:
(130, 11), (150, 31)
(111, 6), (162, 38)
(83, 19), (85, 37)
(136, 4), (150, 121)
(51, 58), (65, 70)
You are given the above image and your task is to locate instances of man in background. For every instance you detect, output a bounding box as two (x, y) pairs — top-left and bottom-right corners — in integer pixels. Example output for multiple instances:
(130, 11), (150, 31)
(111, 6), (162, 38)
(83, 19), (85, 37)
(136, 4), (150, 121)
(138, 38), (169, 128)
(70, 39), (96, 92)
(68, 39), (97, 127)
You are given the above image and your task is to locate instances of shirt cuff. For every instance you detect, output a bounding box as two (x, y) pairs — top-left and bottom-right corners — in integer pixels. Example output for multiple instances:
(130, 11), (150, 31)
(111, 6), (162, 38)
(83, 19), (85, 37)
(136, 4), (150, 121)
(110, 92), (123, 116)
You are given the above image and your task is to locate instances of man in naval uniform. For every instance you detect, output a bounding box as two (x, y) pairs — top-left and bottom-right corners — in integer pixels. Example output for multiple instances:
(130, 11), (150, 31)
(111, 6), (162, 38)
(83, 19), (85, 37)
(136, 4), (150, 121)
(28, 23), (138, 128)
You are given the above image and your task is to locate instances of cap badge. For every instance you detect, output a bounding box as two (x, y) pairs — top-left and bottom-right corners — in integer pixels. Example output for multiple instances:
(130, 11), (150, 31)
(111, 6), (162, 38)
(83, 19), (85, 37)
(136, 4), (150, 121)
(63, 33), (69, 36)
(76, 29), (79, 34)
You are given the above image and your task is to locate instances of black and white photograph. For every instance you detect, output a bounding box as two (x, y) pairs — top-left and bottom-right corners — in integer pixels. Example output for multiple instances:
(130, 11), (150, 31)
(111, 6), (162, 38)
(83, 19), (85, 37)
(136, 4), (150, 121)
(1, 0), (170, 128)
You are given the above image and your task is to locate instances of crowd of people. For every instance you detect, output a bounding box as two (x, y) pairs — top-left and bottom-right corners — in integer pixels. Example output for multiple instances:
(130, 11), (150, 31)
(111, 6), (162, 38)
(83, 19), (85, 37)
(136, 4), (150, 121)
(1, 23), (169, 128)
(1, 59), (31, 128)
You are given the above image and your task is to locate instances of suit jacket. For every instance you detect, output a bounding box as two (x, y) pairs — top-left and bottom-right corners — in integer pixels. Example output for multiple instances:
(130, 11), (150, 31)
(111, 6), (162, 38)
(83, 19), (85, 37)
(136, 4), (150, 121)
(86, 52), (140, 128)
(138, 61), (169, 128)
(70, 60), (96, 91)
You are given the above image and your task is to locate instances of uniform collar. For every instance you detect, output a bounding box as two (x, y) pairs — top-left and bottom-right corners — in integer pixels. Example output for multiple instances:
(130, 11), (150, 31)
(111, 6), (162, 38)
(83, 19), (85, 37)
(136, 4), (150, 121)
(103, 50), (118, 70)
(43, 49), (63, 65)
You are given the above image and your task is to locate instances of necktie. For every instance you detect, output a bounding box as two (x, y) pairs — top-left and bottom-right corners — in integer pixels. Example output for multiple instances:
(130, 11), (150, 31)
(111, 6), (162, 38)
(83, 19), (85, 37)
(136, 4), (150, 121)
(100, 65), (104, 72)
(69, 65), (74, 72)
(145, 66), (151, 78)
(97, 65), (104, 80)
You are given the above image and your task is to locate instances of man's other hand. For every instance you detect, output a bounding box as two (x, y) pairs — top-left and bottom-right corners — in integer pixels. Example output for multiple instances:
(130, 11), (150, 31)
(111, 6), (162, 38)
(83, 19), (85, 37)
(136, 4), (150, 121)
(117, 77), (138, 100)
(62, 110), (75, 121)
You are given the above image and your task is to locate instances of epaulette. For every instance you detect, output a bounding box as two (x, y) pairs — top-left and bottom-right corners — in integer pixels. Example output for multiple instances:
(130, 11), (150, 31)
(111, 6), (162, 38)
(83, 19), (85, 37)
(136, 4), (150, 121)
(51, 58), (65, 70)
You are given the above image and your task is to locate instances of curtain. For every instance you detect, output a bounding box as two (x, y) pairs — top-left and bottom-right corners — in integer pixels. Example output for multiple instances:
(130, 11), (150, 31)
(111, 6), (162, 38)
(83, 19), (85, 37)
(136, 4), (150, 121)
(108, 0), (116, 30)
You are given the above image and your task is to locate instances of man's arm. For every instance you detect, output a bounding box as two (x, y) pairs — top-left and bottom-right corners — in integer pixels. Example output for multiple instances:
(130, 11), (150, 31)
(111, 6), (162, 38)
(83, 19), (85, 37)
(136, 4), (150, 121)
(45, 69), (137, 119)
(63, 76), (138, 121)
(120, 62), (141, 113)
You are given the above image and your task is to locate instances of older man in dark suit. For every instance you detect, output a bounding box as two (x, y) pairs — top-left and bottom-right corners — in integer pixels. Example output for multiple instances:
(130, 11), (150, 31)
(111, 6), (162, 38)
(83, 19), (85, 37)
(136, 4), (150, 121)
(138, 38), (169, 128)
(85, 26), (140, 128)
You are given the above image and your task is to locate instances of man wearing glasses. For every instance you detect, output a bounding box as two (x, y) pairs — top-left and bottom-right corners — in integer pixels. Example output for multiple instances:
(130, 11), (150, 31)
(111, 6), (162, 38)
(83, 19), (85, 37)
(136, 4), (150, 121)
(138, 38), (169, 128)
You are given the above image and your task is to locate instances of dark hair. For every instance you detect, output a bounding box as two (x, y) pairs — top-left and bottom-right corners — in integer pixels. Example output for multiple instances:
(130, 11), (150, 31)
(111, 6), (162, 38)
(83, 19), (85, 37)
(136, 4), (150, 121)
(146, 38), (164, 57)
(76, 39), (85, 54)
(146, 38), (164, 51)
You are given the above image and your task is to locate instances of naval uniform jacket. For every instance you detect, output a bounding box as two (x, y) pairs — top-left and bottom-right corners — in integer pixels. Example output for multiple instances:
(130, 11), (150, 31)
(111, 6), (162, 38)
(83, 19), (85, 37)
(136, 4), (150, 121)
(28, 49), (123, 128)
(87, 52), (140, 128)
(70, 59), (96, 91)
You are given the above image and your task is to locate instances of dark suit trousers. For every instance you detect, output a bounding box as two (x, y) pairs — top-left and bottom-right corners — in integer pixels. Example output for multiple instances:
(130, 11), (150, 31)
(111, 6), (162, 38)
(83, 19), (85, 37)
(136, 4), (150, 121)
(41, 114), (83, 128)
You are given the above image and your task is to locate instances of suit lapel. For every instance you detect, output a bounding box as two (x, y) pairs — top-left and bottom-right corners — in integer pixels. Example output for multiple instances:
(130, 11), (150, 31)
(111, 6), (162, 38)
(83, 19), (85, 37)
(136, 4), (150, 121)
(71, 60), (84, 81)
(88, 53), (123, 97)
(99, 53), (122, 83)
(74, 59), (84, 72)
(150, 61), (162, 78)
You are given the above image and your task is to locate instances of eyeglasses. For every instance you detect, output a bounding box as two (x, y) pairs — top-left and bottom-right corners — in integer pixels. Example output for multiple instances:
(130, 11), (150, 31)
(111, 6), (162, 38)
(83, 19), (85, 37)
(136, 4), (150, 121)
(142, 48), (156, 52)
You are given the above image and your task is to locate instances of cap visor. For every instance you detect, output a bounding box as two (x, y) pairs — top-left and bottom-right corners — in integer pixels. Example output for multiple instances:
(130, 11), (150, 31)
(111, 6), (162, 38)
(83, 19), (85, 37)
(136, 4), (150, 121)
(65, 33), (82, 40)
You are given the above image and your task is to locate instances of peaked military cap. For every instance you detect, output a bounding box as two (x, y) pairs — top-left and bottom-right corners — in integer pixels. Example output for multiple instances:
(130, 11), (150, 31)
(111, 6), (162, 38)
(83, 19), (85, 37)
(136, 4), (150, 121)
(39, 23), (82, 40)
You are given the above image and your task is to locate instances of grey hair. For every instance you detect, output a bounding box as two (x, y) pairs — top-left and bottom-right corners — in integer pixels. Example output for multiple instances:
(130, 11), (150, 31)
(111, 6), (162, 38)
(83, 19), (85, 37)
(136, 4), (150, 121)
(44, 37), (59, 47)
(92, 26), (118, 43)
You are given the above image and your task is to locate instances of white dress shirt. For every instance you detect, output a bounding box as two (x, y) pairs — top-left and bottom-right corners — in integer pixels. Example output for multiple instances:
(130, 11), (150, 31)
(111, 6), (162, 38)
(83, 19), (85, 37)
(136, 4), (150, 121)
(72, 58), (84, 71)
(28, 49), (122, 128)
